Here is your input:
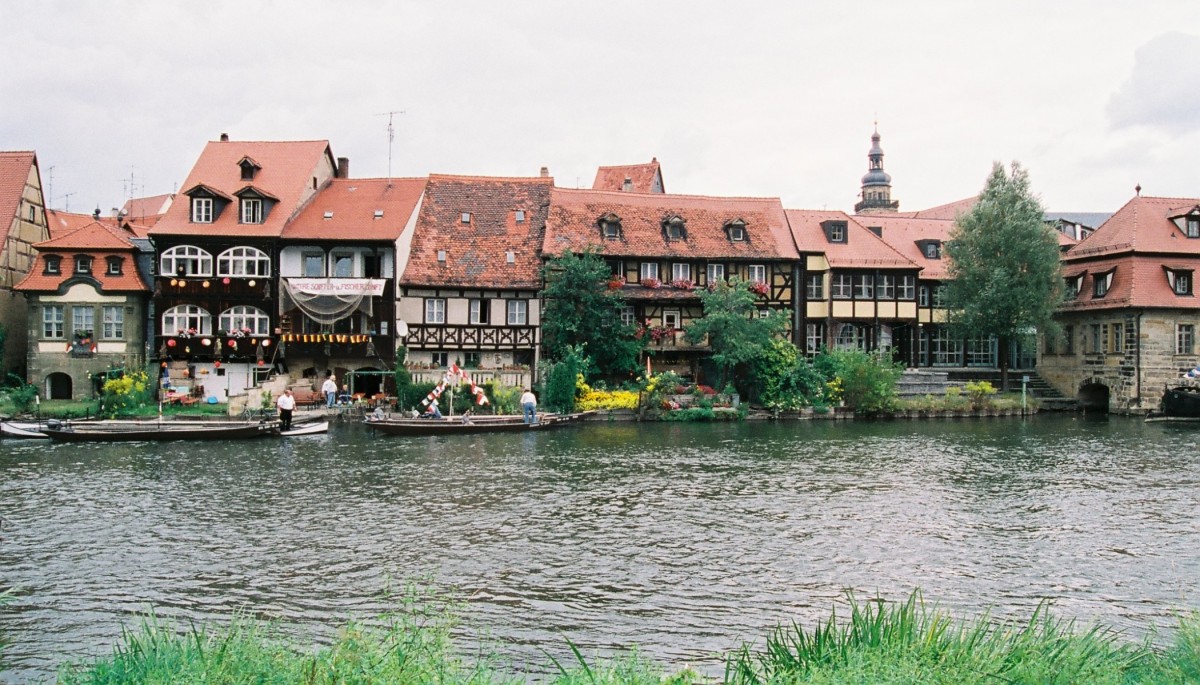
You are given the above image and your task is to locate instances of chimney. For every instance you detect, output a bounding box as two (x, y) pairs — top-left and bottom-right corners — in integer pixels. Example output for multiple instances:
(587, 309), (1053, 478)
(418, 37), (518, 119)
(622, 176), (633, 192)
(539, 166), (549, 178)
(337, 157), (350, 179)
(219, 132), (229, 142)
(93, 207), (101, 220)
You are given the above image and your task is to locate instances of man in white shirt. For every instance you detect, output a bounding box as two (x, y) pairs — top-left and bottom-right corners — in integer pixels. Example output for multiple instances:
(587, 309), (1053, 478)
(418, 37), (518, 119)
(520, 388), (537, 424)
(321, 373), (337, 408)
(276, 389), (295, 431)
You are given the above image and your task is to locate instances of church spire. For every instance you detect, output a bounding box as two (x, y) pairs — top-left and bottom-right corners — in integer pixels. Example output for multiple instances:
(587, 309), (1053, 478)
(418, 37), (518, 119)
(854, 126), (899, 214)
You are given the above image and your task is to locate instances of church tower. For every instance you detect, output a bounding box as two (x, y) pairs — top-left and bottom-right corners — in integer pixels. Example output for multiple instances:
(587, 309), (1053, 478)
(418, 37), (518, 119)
(854, 126), (899, 214)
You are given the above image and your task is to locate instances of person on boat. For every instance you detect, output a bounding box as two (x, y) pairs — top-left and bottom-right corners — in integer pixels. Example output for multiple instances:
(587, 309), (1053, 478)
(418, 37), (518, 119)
(520, 388), (537, 424)
(276, 389), (295, 431)
(322, 372), (337, 408)
(369, 406), (385, 421)
(424, 400), (442, 419)
(460, 409), (473, 425)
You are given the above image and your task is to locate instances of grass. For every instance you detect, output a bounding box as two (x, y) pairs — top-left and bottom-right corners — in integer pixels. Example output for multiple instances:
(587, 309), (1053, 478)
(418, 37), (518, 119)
(43, 590), (1200, 684)
(1, 398), (231, 420)
(895, 391), (1039, 413)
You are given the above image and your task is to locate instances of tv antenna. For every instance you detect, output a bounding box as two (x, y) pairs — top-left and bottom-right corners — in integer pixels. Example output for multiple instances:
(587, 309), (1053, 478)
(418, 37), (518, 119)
(62, 192), (75, 212)
(375, 110), (405, 184)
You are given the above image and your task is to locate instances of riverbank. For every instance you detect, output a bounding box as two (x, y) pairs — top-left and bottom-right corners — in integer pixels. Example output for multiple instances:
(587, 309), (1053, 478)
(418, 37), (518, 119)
(41, 591), (1200, 684)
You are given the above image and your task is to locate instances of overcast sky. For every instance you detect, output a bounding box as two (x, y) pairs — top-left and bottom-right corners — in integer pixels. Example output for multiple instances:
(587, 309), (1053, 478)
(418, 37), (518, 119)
(4, 1), (1198, 217)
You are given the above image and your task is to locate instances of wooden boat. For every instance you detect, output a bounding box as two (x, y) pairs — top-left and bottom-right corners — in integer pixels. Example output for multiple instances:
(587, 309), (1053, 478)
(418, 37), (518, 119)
(40, 418), (280, 442)
(0, 421), (51, 439)
(280, 420), (329, 436)
(363, 412), (590, 436)
(1158, 381), (1200, 419)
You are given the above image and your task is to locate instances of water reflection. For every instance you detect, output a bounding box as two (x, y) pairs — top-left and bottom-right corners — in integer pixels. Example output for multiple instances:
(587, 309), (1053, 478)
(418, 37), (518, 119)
(1, 415), (1198, 682)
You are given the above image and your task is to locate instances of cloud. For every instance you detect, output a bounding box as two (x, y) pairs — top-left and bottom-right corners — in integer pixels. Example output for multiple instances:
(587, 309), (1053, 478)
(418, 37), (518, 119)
(1107, 32), (1200, 134)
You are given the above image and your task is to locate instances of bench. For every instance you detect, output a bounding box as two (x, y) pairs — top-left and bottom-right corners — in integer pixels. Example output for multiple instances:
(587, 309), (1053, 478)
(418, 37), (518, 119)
(291, 389), (322, 409)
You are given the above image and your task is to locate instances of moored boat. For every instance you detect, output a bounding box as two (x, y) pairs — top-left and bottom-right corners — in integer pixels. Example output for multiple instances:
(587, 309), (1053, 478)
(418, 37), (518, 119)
(363, 412), (589, 436)
(0, 421), (51, 439)
(40, 418), (280, 442)
(280, 420), (329, 436)
(1159, 383), (1200, 418)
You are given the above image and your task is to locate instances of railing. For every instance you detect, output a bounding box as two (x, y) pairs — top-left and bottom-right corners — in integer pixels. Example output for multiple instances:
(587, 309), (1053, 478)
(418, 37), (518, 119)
(643, 329), (708, 351)
(403, 324), (537, 349)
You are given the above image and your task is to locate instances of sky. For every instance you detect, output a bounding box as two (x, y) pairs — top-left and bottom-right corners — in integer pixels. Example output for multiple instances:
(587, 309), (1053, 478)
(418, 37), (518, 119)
(4, 1), (1199, 217)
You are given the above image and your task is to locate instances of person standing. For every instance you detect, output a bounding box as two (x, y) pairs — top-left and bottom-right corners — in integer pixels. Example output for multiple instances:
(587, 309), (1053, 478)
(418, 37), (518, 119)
(276, 389), (295, 431)
(322, 372), (337, 408)
(520, 388), (537, 424)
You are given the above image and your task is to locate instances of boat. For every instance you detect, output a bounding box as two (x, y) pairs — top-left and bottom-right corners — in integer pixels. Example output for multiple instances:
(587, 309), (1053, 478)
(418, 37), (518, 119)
(280, 420), (329, 436)
(1, 421), (51, 439)
(1156, 379), (1200, 419)
(39, 418), (280, 442)
(363, 412), (590, 436)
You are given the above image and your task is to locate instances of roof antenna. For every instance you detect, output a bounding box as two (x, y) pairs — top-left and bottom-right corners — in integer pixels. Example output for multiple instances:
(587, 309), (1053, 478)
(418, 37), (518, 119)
(375, 110), (406, 186)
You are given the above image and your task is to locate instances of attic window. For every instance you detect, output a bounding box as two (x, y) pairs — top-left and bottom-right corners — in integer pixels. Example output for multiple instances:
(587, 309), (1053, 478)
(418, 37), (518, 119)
(106, 257), (123, 275)
(1166, 267), (1193, 296)
(506, 251), (515, 264)
(461, 212), (471, 224)
(1188, 217), (1200, 238)
(374, 210), (384, 219)
(598, 213), (622, 239)
(663, 215), (687, 241)
(1093, 269), (1115, 298)
(822, 221), (847, 243)
(515, 210), (525, 223)
(724, 219), (747, 242)
(75, 255), (93, 274)
(1065, 273), (1086, 299)
(44, 255), (61, 275)
(437, 250), (447, 262)
(925, 243), (941, 259)
(238, 158), (260, 181)
(191, 197), (213, 223)
(323, 211), (334, 219)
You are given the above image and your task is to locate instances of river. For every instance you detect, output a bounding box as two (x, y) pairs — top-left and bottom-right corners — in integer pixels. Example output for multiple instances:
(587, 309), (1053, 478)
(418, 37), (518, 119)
(1, 414), (1198, 682)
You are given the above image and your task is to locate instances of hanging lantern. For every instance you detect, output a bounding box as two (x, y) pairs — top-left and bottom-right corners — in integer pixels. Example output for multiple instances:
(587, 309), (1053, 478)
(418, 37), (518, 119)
(248, 279), (256, 287)
(261, 339), (271, 347)
(167, 338), (177, 348)
(228, 340), (238, 350)
(202, 280), (211, 288)
(213, 360), (221, 368)
(250, 338), (257, 345)
(184, 346), (191, 354)
(222, 277), (231, 285)
(169, 278), (178, 286)
(200, 338), (211, 347)
(257, 359), (265, 367)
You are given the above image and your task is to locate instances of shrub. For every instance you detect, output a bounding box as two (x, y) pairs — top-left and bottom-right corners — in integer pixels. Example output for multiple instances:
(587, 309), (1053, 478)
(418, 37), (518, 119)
(965, 380), (998, 410)
(577, 388), (640, 410)
(544, 345), (588, 413)
(813, 349), (902, 413)
(99, 370), (154, 418)
(4, 373), (37, 414)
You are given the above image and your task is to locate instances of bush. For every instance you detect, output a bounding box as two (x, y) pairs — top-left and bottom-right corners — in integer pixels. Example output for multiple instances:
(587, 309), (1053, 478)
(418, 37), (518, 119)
(813, 349), (903, 413)
(99, 369), (154, 418)
(965, 380), (998, 410)
(4, 373), (37, 414)
(750, 339), (825, 410)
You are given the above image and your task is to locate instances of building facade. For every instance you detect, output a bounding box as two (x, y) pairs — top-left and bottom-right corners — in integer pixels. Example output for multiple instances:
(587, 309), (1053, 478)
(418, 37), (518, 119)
(0, 151), (50, 374)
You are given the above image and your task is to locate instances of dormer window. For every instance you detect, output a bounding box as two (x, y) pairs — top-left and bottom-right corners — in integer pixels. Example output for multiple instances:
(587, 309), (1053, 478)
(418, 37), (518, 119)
(241, 198), (263, 224)
(238, 157), (261, 181)
(1166, 267), (1193, 296)
(598, 213), (622, 239)
(663, 215), (687, 241)
(44, 255), (61, 275)
(917, 239), (942, 259)
(1065, 273), (1086, 299)
(74, 255), (92, 274)
(191, 197), (213, 223)
(822, 221), (847, 243)
(106, 257), (123, 275)
(1188, 217), (1200, 238)
(1093, 269), (1114, 298)
(724, 219), (747, 242)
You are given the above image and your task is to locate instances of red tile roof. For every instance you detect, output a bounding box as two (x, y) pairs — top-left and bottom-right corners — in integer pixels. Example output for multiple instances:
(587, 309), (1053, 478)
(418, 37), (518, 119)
(47, 209), (150, 241)
(1059, 255), (1200, 311)
(120, 193), (174, 223)
(151, 139), (335, 239)
(401, 174), (553, 289)
(545, 188), (799, 261)
(0, 151), (37, 246)
(592, 158), (664, 193)
(786, 209), (916, 269)
(15, 221), (148, 293)
(895, 196), (978, 221)
(285, 177), (426, 241)
(853, 215), (956, 279)
(1067, 195), (1200, 259)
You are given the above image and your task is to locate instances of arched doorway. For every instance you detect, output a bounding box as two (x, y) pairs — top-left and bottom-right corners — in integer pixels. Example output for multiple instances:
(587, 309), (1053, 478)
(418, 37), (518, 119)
(1078, 382), (1110, 413)
(45, 372), (72, 400)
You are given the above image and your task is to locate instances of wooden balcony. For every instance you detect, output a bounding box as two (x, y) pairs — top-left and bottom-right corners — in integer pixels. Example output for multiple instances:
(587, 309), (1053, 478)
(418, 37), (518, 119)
(403, 324), (537, 350)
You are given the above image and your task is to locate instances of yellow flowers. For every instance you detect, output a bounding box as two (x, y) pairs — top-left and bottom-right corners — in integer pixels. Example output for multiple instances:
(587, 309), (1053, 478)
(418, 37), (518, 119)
(576, 389), (639, 410)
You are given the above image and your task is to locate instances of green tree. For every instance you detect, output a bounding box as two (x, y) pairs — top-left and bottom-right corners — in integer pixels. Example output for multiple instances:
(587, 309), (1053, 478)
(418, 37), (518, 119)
(944, 162), (1064, 390)
(540, 249), (643, 379)
(393, 344), (414, 405)
(685, 278), (787, 392)
(749, 338), (826, 410)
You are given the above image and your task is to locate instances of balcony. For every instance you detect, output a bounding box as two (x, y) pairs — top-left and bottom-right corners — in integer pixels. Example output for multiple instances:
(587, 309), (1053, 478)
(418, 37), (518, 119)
(638, 328), (708, 351)
(157, 333), (275, 361)
(403, 324), (537, 350)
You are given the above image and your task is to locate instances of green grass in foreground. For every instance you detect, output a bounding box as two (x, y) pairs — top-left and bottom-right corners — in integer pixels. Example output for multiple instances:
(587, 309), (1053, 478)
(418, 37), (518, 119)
(38, 591), (1200, 684)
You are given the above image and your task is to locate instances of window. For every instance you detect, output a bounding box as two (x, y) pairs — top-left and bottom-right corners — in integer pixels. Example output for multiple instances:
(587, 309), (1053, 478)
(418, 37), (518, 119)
(933, 285), (947, 307)
(672, 263), (691, 282)
(806, 273), (824, 299)
(240, 198), (263, 224)
(1094, 270), (1113, 298)
(75, 255), (92, 274)
(1089, 324), (1102, 354)
(1167, 269), (1193, 296)
(664, 216), (686, 240)
(835, 323), (867, 351)
(729, 224), (746, 241)
(515, 209), (525, 223)
(1109, 322), (1124, 354)
(162, 305), (213, 335)
(620, 306), (636, 327)
(805, 323), (824, 354)
(1063, 324), (1074, 355)
(217, 246), (271, 277)
(44, 255), (61, 274)
(431, 351), (449, 367)
(748, 264), (766, 283)
(191, 197), (213, 223)
(930, 328), (963, 366)
(332, 253), (354, 278)
(160, 245), (213, 277)
(919, 285), (930, 306)
(507, 300), (528, 325)
(599, 214), (622, 239)
(640, 262), (659, 281)
(965, 335), (996, 367)
(102, 306), (124, 339)
(1178, 324), (1195, 355)
(924, 243), (940, 259)
(1188, 218), (1200, 238)
(898, 275), (915, 300)
(469, 299), (490, 325)
(832, 273), (853, 299)
(43, 304), (64, 338)
(1065, 274), (1085, 299)
(663, 310), (680, 330)
(106, 257), (122, 275)
(461, 212), (471, 224)
(707, 263), (725, 283)
(219, 306), (270, 336)
(424, 298), (446, 324)
(876, 274), (895, 299)
(302, 253), (324, 277)
(829, 223), (846, 242)
(854, 273), (874, 299)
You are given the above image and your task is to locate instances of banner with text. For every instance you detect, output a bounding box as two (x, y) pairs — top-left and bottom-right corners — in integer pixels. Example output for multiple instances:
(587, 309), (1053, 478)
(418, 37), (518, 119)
(287, 278), (386, 297)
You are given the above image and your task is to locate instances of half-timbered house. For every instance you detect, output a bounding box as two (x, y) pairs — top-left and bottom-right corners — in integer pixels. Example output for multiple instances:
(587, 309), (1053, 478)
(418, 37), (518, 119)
(0, 151), (50, 374)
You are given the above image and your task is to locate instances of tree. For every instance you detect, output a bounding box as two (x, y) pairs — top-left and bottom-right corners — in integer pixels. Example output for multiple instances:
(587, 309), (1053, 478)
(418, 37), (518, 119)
(685, 278), (787, 392)
(540, 249), (643, 379)
(944, 162), (1064, 390)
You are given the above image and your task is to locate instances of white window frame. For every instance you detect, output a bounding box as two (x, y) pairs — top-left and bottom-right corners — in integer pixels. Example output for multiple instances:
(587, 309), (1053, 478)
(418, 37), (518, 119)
(45, 256), (61, 274)
(620, 306), (635, 327)
(75, 255), (92, 274)
(805, 323), (823, 354)
(707, 263), (725, 283)
(662, 310), (681, 330)
(106, 257), (122, 275)
(640, 262), (659, 281)
(876, 274), (895, 299)
(425, 298), (446, 324)
(507, 299), (528, 325)
(925, 243), (940, 259)
(43, 304), (64, 339)
(331, 252), (355, 278)
(898, 275), (915, 300)
(729, 225), (746, 241)
(672, 263), (691, 282)
(829, 224), (845, 242)
(854, 273), (874, 299)
(219, 305), (270, 336)
(806, 273), (824, 300)
(240, 198), (263, 224)
(1094, 271), (1113, 298)
(748, 264), (766, 283)
(73, 306), (94, 336)
(217, 246), (271, 277)
(1178, 323), (1195, 355)
(191, 197), (213, 223)
(832, 273), (853, 299)
(1188, 218), (1200, 238)
(469, 299), (489, 325)
(162, 304), (213, 335)
(161, 245), (213, 277)
(102, 305), (124, 339)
